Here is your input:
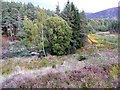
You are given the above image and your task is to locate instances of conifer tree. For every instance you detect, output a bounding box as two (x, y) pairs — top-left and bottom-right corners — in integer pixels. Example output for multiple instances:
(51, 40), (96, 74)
(55, 2), (60, 16)
(22, 16), (34, 49)
(61, 0), (86, 52)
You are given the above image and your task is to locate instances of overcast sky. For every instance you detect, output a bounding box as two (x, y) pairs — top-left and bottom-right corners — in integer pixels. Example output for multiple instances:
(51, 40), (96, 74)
(4, 0), (120, 13)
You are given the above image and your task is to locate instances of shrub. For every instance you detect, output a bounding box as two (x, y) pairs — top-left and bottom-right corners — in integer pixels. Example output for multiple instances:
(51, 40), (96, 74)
(77, 53), (87, 61)
(52, 64), (56, 69)
(46, 16), (72, 55)
(2, 65), (116, 88)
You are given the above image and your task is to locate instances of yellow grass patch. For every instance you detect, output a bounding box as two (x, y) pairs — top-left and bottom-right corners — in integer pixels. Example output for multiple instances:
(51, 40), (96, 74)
(87, 34), (98, 44)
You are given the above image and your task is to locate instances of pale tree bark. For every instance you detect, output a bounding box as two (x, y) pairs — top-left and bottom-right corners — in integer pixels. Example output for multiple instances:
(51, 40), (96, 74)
(37, 9), (47, 57)
(42, 26), (46, 57)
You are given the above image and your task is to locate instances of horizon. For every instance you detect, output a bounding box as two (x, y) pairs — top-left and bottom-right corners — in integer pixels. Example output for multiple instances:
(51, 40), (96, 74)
(3, 0), (120, 13)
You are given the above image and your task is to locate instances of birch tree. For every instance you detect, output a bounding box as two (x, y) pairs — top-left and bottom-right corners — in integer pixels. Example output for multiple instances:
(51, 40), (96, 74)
(36, 9), (47, 56)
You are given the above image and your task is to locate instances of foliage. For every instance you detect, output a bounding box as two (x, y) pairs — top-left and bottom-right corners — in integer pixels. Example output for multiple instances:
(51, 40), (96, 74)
(77, 54), (87, 61)
(36, 9), (47, 56)
(55, 3), (60, 16)
(21, 9), (47, 56)
(1, 1), (54, 37)
(84, 23), (94, 34)
(46, 16), (72, 55)
(1, 1), (119, 88)
(52, 63), (56, 69)
(21, 16), (33, 49)
(2, 1), (37, 36)
(109, 20), (120, 34)
(2, 0), (118, 59)
(61, 1), (86, 50)
(2, 0), (89, 57)
(5, 41), (31, 58)
(88, 19), (113, 32)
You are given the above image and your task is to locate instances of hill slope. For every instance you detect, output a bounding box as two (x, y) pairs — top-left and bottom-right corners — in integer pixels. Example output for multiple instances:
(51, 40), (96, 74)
(86, 7), (119, 19)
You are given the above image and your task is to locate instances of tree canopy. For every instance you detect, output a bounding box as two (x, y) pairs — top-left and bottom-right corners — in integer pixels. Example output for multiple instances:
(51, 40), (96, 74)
(46, 16), (72, 55)
(61, 1), (87, 50)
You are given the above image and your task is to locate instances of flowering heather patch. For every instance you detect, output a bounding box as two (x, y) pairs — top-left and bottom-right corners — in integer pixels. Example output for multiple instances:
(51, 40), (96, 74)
(2, 64), (119, 88)
(1, 33), (118, 88)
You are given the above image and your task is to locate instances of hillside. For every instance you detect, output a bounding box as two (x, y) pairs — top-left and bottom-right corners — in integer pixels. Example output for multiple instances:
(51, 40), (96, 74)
(86, 7), (119, 19)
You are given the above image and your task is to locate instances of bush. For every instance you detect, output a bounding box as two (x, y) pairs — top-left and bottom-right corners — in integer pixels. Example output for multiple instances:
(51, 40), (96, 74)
(52, 64), (56, 69)
(46, 16), (72, 55)
(77, 53), (87, 61)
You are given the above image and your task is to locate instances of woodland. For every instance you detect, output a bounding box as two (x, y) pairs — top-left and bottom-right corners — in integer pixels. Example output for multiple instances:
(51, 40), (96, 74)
(1, 0), (119, 88)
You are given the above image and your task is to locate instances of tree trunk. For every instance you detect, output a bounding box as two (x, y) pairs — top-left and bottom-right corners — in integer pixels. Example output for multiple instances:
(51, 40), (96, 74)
(42, 28), (46, 57)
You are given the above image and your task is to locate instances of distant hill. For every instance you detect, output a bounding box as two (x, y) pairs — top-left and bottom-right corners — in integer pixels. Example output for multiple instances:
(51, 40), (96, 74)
(85, 12), (93, 16)
(86, 7), (120, 19)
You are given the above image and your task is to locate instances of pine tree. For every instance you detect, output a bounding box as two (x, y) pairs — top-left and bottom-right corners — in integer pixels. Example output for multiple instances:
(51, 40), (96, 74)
(55, 2), (60, 16)
(22, 16), (34, 49)
(60, 0), (71, 25)
(61, 1), (85, 52)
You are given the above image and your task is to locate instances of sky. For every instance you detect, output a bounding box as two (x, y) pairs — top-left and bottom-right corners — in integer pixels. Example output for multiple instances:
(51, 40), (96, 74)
(4, 0), (120, 13)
